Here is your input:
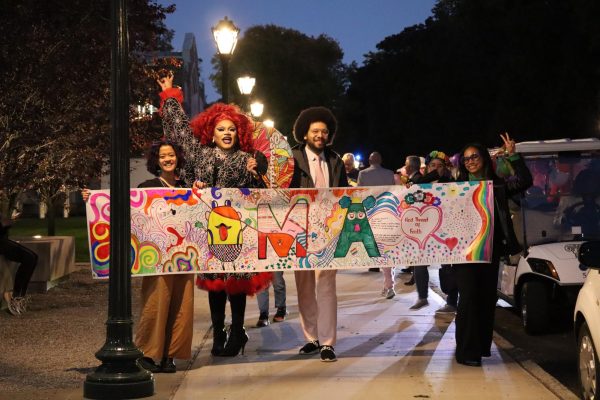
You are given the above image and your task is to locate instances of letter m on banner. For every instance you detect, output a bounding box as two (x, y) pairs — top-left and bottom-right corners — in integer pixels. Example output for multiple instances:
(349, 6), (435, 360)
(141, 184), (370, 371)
(257, 199), (309, 259)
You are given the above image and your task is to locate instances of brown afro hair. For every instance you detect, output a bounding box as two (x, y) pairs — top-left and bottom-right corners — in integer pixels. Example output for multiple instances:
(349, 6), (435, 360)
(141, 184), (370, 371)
(292, 106), (337, 144)
(190, 103), (254, 153)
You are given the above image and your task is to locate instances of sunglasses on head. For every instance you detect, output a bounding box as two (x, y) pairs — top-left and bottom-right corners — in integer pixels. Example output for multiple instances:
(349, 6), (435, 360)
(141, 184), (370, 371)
(462, 153), (481, 164)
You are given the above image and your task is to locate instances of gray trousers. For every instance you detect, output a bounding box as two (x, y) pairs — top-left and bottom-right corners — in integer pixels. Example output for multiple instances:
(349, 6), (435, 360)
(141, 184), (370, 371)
(257, 271), (286, 314)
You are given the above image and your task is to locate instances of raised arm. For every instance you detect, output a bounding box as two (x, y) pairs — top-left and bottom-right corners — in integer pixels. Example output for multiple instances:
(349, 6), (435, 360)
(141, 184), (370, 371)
(158, 74), (202, 184)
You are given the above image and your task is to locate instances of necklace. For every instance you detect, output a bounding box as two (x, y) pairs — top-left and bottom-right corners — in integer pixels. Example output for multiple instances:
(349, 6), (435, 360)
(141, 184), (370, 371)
(159, 176), (176, 188)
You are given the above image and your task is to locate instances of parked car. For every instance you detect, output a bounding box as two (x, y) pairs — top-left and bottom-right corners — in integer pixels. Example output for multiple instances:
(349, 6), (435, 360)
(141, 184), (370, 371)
(497, 138), (600, 334)
(574, 240), (600, 400)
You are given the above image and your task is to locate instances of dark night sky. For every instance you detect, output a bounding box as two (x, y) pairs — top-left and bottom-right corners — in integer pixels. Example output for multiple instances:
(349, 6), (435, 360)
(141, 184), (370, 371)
(159, 0), (437, 102)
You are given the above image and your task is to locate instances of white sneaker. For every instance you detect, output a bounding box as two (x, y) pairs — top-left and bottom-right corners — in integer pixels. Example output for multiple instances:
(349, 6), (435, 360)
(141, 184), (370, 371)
(409, 298), (429, 310)
(384, 288), (395, 299)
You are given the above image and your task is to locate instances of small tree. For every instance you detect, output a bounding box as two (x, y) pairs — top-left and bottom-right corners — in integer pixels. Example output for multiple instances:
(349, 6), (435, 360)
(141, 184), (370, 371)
(0, 0), (175, 234)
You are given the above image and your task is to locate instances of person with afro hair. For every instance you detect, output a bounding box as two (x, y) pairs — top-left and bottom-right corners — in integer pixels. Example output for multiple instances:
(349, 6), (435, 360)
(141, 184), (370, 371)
(290, 106), (348, 362)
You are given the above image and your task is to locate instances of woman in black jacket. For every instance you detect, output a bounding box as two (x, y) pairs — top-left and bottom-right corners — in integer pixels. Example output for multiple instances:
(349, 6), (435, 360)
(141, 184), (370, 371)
(454, 133), (532, 367)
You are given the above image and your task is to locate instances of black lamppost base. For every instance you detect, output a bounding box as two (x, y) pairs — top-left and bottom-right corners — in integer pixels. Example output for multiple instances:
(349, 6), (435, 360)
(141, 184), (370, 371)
(84, 367), (154, 399)
(84, 379), (154, 399)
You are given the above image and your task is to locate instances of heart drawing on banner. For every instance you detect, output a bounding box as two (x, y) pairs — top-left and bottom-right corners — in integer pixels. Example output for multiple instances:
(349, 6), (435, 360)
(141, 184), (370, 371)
(445, 237), (458, 251)
(400, 206), (442, 249)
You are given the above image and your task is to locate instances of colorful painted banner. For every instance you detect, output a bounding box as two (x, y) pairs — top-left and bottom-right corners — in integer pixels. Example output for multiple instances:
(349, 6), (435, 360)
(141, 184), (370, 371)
(86, 181), (494, 278)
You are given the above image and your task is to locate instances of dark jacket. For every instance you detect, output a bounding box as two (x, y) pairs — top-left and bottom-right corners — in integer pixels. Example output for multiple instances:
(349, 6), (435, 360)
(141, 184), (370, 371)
(412, 170), (453, 184)
(290, 144), (348, 188)
(459, 155), (533, 258)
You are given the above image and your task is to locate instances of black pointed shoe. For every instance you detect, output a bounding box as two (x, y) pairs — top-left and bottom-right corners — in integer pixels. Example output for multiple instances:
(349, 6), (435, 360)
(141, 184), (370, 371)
(138, 357), (161, 373)
(220, 327), (249, 356)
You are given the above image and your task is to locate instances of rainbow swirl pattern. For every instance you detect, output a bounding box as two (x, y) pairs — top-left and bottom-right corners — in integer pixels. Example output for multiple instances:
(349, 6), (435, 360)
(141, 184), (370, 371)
(465, 181), (494, 261)
(163, 246), (200, 272)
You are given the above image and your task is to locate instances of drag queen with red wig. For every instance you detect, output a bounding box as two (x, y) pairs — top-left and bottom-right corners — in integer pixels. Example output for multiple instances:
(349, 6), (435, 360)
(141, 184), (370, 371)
(158, 74), (271, 357)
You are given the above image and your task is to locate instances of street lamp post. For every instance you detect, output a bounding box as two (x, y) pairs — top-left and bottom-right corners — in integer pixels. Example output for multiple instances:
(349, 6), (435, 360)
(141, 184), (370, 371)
(83, 0), (154, 398)
(212, 16), (239, 103)
(237, 75), (255, 111)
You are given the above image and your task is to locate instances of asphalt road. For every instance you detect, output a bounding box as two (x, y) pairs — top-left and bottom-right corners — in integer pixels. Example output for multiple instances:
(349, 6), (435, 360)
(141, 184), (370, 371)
(493, 303), (580, 396)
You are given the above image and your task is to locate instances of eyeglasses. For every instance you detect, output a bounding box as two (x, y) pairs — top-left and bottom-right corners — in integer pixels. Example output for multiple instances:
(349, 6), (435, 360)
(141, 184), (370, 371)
(462, 153), (481, 164)
(309, 129), (329, 136)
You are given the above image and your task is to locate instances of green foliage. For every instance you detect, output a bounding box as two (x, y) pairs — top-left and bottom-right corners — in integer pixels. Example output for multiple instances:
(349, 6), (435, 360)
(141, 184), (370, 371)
(337, 0), (600, 169)
(0, 0), (175, 204)
(210, 25), (348, 138)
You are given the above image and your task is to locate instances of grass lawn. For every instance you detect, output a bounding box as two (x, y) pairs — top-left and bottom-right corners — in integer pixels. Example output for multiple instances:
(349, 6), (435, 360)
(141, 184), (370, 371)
(9, 217), (90, 262)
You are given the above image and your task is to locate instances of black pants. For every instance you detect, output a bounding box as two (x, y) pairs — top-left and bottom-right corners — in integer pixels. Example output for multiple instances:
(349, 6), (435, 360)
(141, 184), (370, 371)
(208, 290), (247, 330)
(453, 261), (499, 363)
(439, 264), (458, 307)
(0, 238), (38, 297)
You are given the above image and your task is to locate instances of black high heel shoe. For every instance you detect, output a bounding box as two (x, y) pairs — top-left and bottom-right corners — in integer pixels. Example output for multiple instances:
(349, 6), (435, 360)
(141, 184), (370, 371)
(220, 327), (249, 356)
(212, 326), (228, 356)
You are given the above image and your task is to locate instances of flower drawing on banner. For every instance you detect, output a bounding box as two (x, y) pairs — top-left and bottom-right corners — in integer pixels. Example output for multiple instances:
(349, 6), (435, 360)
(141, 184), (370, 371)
(403, 190), (441, 208)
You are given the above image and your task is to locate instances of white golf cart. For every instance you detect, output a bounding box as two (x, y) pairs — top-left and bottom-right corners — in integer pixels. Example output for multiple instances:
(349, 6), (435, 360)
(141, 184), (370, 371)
(497, 138), (600, 334)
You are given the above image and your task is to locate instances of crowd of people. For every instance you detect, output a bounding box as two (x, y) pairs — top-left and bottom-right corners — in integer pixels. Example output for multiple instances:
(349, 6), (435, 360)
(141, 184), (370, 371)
(140, 73), (531, 370)
(2, 72), (532, 374)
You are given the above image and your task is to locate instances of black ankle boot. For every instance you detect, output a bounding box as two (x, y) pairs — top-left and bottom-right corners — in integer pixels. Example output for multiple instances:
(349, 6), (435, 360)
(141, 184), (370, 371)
(212, 326), (227, 356)
(220, 327), (249, 356)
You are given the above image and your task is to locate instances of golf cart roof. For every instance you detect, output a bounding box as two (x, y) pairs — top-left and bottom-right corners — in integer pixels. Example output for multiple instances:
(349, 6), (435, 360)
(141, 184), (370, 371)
(515, 138), (600, 154)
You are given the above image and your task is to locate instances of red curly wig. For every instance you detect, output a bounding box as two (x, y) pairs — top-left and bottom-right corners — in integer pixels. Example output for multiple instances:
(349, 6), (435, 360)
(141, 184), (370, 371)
(190, 103), (254, 153)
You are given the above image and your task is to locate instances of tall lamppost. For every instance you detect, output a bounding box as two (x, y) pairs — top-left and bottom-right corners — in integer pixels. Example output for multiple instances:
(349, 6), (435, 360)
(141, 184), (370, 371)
(237, 75), (255, 111)
(212, 16), (239, 103)
(84, 0), (154, 398)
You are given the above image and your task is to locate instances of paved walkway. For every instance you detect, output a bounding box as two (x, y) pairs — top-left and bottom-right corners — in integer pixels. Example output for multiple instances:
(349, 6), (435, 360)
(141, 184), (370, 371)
(164, 268), (577, 400)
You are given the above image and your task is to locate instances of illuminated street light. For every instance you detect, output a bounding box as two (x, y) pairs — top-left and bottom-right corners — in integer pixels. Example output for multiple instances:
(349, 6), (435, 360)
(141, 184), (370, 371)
(237, 76), (255, 111)
(212, 16), (239, 103)
(250, 101), (264, 118)
(264, 119), (274, 128)
(237, 76), (255, 95)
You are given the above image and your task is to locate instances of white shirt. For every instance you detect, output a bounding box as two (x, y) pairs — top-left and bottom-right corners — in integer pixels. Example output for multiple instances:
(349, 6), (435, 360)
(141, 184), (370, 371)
(305, 146), (330, 188)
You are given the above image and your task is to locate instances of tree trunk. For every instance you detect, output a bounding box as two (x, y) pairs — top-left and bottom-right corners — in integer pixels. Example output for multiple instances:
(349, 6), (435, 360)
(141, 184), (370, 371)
(46, 198), (56, 236)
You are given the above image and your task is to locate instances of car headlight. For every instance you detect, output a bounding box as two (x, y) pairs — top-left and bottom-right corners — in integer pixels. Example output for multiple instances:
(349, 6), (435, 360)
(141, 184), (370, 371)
(527, 258), (560, 280)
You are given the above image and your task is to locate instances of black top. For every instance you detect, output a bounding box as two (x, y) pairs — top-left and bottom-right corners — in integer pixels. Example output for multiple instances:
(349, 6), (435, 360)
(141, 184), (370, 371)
(137, 177), (186, 189)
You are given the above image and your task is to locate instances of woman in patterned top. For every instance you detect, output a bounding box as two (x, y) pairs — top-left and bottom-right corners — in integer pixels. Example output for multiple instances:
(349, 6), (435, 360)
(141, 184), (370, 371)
(157, 74), (272, 357)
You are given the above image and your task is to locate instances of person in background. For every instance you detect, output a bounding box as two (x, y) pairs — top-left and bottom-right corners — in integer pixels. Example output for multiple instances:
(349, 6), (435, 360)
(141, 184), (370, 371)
(255, 272), (287, 327)
(400, 155), (423, 285)
(454, 133), (532, 367)
(342, 153), (359, 187)
(407, 150), (454, 311)
(1, 206), (37, 316)
(290, 106), (348, 362)
(357, 151), (396, 296)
